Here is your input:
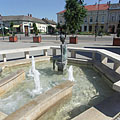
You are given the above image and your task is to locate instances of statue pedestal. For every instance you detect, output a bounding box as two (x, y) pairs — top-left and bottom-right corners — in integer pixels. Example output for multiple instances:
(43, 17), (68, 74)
(56, 61), (67, 72)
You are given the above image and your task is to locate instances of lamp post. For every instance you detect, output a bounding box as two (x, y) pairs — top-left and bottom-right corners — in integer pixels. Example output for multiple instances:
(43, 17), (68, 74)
(0, 15), (4, 40)
(95, 0), (101, 41)
(2, 23), (4, 40)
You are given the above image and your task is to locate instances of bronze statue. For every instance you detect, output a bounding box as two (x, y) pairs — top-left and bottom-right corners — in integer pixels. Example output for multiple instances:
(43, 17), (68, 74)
(53, 34), (67, 72)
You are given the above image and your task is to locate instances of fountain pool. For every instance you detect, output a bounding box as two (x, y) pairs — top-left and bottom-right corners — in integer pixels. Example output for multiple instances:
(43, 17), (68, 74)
(0, 60), (114, 119)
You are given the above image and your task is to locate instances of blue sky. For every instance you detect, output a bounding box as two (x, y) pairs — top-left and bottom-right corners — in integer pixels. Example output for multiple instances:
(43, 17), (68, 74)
(0, 0), (118, 22)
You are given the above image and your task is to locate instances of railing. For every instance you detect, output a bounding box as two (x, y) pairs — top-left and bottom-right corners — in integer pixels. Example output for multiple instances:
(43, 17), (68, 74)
(0, 46), (120, 74)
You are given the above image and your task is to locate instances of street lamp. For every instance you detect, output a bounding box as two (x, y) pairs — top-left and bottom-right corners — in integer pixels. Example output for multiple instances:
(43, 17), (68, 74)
(0, 15), (4, 40)
(95, 0), (101, 41)
(2, 23), (4, 40)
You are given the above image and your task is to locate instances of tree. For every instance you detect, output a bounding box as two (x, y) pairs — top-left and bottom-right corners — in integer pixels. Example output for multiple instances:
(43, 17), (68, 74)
(48, 25), (55, 34)
(64, 0), (86, 35)
(117, 20), (120, 37)
(33, 23), (38, 36)
(10, 22), (14, 36)
(56, 23), (61, 30)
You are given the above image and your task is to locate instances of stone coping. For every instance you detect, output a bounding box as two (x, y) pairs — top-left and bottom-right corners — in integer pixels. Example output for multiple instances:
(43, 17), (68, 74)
(0, 56), (51, 72)
(0, 46), (51, 55)
(0, 69), (25, 96)
(0, 69), (24, 87)
(0, 112), (7, 120)
(4, 81), (74, 120)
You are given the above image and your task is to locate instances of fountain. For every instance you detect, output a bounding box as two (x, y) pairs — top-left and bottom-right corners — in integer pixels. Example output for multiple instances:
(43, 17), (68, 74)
(68, 65), (75, 81)
(28, 56), (42, 96)
(0, 46), (117, 120)
(0, 60), (115, 119)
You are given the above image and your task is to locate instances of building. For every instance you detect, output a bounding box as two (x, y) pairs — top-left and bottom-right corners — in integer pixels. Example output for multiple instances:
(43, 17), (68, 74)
(42, 18), (57, 33)
(108, 3), (120, 33)
(57, 3), (109, 33)
(0, 14), (56, 35)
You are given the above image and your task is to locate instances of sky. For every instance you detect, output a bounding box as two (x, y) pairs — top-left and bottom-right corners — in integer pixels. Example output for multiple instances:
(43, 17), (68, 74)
(0, 0), (119, 22)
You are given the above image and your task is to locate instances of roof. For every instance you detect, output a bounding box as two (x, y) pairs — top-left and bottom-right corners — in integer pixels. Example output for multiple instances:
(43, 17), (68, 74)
(1, 15), (46, 24)
(57, 4), (109, 14)
(57, 10), (66, 14)
(42, 18), (57, 25)
(85, 4), (109, 11)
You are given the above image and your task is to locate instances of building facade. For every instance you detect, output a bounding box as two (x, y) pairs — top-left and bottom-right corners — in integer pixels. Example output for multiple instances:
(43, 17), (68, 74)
(108, 3), (120, 33)
(0, 14), (56, 35)
(81, 4), (109, 33)
(57, 2), (120, 33)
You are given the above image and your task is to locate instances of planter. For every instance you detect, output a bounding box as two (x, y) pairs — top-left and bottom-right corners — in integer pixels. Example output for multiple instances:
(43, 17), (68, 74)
(113, 38), (120, 46)
(33, 36), (41, 43)
(69, 36), (78, 44)
(9, 36), (18, 42)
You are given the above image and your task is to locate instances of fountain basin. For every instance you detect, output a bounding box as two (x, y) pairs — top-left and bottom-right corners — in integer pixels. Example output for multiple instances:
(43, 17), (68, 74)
(4, 81), (73, 120)
(0, 56), (116, 120)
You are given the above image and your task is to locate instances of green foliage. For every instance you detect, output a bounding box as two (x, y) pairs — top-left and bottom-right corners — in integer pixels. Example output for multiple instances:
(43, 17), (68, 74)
(64, 0), (86, 34)
(77, 32), (94, 35)
(117, 20), (120, 37)
(10, 22), (15, 36)
(48, 25), (55, 34)
(33, 23), (38, 36)
(56, 23), (61, 29)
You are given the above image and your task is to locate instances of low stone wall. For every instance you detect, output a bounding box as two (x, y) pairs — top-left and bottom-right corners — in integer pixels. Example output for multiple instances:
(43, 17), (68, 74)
(0, 69), (25, 96)
(4, 81), (74, 120)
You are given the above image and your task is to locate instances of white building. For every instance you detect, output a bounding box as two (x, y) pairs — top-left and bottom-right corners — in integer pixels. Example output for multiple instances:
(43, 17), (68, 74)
(1, 14), (56, 35)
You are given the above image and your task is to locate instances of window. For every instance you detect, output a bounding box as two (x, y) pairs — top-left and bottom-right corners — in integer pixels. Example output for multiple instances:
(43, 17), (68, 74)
(84, 17), (87, 23)
(96, 16), (98, 22)
(118, 15), (120, 21)
(101, 16), (104, 23)
(84, 26), (87, 31)
(101, 26), (104, 30)
(89, 17), (93, 23)
(60, 20), (62, 23)
(111, 15), (115, 22)
(89, 26), (92, 32)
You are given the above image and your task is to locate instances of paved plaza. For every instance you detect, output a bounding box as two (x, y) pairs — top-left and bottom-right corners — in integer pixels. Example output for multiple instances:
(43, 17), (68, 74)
(0, 34), (119, 49)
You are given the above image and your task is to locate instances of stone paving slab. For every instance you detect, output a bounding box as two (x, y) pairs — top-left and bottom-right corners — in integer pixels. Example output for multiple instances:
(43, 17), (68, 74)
(72, 107), (112, 120)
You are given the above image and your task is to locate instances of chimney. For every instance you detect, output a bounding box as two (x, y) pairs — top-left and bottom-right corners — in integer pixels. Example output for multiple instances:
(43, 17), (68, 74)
(30, 14), (32, 17)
